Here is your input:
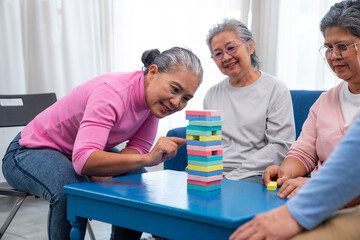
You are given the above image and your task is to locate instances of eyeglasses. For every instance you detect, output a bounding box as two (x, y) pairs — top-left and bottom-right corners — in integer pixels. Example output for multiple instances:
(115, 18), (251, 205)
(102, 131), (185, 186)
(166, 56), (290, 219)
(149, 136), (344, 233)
(319, 41), (360, 60)
(211, 40), (247, 61)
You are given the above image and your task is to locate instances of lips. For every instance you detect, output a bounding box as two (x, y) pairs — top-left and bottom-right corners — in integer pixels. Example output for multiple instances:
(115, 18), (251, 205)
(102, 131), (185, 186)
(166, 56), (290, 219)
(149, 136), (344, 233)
(160, 103), (174, 114)
(225, 62), (237, 68)
(333, 63), (346, 71)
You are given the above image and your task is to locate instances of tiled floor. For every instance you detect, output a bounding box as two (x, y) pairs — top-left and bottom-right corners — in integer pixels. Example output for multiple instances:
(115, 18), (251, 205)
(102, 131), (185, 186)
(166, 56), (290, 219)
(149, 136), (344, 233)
(0, 166), (163, 239)
(0, 180), (161, 240)
(0, 196), (115, 239)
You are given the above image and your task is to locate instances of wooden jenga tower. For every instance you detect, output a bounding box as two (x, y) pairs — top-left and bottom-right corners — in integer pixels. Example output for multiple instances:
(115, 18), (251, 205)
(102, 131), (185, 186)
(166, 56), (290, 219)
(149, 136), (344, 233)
(185, 110), (223, 191)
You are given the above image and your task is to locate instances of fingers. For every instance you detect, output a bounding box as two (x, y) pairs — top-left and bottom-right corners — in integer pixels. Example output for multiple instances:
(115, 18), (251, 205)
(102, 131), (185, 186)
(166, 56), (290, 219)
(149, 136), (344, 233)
(277, 178), (307, 199)
(166, 137), (187, 147)
(262, 165), (281, 186)
(277, 181), (296, 198)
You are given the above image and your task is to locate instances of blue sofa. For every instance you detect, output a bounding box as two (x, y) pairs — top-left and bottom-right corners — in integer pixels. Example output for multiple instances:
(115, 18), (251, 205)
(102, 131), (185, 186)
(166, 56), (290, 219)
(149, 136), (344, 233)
(164, 90), (325, 171)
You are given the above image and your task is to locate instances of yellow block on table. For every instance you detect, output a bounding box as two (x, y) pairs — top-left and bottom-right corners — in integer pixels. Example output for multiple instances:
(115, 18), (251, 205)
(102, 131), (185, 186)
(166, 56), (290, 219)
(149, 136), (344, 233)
(267, 181), (277, 191)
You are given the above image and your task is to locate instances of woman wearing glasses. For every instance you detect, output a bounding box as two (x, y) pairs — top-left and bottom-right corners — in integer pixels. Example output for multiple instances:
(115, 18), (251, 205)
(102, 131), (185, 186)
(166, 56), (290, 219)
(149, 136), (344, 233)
(231, 1), (360, 239)
(263, 0), (360, 204)
(204, 18), (295, 183)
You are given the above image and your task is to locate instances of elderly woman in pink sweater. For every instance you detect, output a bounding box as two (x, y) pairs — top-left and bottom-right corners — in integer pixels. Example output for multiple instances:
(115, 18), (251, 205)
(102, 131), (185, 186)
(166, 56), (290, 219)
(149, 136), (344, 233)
(2, 47), (203, 240)
(262, 0), (360, 204)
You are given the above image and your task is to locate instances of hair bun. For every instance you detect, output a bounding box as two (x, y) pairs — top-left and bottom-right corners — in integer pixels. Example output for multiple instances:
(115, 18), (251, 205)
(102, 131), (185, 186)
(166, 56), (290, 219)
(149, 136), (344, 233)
(141, 49), (160, 68)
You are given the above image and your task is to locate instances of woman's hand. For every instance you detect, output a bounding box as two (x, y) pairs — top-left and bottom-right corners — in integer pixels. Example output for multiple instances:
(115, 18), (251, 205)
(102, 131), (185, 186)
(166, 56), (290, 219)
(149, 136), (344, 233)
(278, 177), (308, 199)
(145, 137), (186, 166)
(229, 205), (303, 240)
(262, 165), (291, 187)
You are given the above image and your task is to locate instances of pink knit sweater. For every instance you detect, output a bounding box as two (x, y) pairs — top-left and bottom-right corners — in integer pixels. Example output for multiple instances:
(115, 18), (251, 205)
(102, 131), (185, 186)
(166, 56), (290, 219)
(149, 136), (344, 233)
(20, 71), (159, 175)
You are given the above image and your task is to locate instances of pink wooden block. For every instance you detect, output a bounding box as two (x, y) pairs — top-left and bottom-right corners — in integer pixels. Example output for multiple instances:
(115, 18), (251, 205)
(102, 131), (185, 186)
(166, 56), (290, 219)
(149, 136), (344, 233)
(187, 174), (223, 182)
(187, 145), (222, 151)
(187, 150), (212, 157)
(186, 110), (221, 116)
(187, 179), (222, 186)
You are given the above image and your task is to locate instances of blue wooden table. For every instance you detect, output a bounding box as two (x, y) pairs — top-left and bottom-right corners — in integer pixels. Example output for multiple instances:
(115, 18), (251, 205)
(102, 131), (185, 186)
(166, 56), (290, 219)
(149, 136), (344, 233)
(64, 170), (286, 240)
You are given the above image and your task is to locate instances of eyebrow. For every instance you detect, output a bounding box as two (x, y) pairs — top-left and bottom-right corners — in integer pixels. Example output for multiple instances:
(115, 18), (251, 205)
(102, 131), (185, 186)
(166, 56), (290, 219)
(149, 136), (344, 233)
(212, 41), (237, 52)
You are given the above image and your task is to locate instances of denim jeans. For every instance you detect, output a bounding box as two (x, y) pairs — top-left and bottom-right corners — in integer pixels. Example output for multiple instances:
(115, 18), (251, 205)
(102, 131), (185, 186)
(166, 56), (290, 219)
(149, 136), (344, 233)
(2, 132), (146, 240)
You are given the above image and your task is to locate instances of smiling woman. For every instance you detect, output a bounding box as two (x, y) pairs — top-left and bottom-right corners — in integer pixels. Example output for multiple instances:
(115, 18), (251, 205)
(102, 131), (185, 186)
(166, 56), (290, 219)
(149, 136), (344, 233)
(1, 46), (203, 239)
(203, 18), (296, 184)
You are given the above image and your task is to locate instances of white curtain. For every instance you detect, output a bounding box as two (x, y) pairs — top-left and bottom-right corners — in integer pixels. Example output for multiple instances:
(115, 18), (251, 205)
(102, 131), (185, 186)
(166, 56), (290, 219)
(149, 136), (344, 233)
(275, 0), (341, 90)
(0, 0), (113, 98)
(250, 0), (280, 75)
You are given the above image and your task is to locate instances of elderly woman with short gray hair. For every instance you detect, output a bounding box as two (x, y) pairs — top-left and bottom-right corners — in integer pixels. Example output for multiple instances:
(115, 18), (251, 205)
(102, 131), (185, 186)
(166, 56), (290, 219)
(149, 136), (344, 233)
(203, 18), (295, 184)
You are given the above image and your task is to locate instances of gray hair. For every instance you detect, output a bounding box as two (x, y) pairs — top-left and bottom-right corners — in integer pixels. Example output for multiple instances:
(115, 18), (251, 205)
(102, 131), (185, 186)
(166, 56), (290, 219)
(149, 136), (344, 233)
(141, 47), (203, 84)
(206, 18), (260, 70)
(320, 0), (360, 38)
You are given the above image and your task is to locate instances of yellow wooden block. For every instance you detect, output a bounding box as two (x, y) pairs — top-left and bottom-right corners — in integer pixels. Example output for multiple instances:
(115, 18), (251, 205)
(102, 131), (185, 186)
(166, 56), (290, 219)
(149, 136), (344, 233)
(186, 135), (199, 140)
(187, 164), (223, 172)
(267, 181), (277, 191)
(199, 135), (222, 141)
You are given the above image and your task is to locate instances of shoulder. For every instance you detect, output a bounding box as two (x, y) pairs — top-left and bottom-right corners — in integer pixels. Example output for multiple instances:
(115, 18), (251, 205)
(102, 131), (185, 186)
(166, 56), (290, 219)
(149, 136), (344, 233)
(316, 82), (342, 102)
(260, 71), (288, 90)
(204, 78), (228, 97)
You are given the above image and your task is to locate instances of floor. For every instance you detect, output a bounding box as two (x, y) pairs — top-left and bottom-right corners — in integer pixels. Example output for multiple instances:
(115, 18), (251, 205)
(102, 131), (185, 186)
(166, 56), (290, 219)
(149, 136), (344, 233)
(0, 196), (157, 240)
(0, 166), (163, 240)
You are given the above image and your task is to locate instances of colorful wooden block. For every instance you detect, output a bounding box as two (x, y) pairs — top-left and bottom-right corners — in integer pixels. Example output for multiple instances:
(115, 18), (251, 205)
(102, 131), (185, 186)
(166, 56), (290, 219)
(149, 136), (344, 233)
(187, 174), (223, 182)
(188, 169), (223, 177)
(188, 164), (223, 172)
(186, 135), (199, 140)
(187, 179), (221, 186)
(187, 125), (222, 131)
(186, 115), (221, 121)
(188, 160), (223, 167)
(189, 120), (223, 127)
(186, 110), (221, 116)
(187, 149), (222, 157)
(187, 145), (222, 152)
(186, 130), (213, 136)
(187, 184), (221, 191)
(267, 181), (277, 191)
(187, 155), (223, 162)
(187, 140), (222, 146)
(199, 135), (222, 141)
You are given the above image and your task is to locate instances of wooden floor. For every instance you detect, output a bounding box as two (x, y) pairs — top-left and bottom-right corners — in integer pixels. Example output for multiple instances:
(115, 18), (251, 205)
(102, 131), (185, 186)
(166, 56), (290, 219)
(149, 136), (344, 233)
(0, 196), (156, 240)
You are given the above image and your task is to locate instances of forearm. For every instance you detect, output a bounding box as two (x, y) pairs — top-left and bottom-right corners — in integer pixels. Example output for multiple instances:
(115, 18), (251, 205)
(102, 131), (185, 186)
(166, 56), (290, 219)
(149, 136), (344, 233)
(81, 149), (149, 176)
(280, 157), (308, 178)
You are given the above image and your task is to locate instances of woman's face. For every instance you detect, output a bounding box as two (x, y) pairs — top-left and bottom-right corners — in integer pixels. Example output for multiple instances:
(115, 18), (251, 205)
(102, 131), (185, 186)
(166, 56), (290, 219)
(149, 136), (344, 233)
(145, 65), (200, 118)
(210, 30), (254, 81)
(324, 26), (360, 91)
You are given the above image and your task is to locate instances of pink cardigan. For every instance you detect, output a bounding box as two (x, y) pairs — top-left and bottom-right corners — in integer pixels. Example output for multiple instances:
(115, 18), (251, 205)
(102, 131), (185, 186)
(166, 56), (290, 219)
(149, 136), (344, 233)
(286, 83), (345, 175)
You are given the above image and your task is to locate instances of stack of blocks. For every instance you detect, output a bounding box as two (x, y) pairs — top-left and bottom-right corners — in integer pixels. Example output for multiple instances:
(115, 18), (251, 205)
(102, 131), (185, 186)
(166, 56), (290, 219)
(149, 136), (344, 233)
(186, 110), (223, 191)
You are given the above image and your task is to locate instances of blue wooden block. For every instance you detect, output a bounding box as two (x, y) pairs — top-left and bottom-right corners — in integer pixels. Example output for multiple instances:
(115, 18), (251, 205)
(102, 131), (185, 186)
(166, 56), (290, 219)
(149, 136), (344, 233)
(186, 115), (221, 121)
(187, 140), (222, 146)
(187, 169), (223, 176)
(188, 155), (223, 161)
(187, 125), (222, 131)
(187, 184), (222, 191)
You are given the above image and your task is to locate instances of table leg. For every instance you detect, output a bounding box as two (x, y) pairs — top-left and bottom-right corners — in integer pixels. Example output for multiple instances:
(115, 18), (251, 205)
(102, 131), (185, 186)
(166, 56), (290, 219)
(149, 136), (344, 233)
(70, 216), (87, 240)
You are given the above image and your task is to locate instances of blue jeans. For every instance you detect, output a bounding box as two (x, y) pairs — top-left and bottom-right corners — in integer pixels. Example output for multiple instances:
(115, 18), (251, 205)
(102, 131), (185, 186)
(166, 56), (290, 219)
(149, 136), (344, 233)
(2, 132), (146, 240)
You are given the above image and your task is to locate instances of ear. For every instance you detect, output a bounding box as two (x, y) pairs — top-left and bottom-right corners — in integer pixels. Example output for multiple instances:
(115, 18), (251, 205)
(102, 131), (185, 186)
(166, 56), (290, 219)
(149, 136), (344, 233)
(248, 39), (255, 55)
(144, 65), (159, 88)
(147, 65), (159, 81)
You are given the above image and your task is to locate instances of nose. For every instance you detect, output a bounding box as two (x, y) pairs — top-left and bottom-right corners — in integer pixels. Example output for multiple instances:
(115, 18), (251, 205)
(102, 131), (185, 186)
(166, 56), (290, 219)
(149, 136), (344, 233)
(222, 51), (232, 62)
(170, 96), (182, 109)
(329, 49), (342, 60)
